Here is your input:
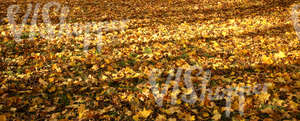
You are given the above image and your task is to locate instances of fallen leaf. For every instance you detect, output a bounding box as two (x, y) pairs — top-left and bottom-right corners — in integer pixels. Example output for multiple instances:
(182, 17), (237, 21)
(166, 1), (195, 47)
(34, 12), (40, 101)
(0, 115), (6, 121)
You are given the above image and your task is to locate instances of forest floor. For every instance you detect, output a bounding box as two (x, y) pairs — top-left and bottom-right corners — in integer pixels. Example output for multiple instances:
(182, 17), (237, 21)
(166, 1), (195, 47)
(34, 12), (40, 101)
(0, 0), (299, 120)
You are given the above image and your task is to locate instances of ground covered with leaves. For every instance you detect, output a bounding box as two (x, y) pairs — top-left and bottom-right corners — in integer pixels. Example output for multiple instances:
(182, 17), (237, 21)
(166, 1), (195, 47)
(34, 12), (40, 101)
(0, 0), (300, 120)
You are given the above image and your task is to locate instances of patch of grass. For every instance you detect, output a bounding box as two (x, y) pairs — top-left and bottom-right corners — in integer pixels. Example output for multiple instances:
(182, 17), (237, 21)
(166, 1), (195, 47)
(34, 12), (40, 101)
(58, 93), (70, 106)
(127, 59), (136, 66)
(130, 52), (138, 58)
(21, 32), (30, 39)
(143, 47), (152, 54)
(117, 60), (126, 67)
(203, 53), (214, 58)
(180, 53), (188, 59)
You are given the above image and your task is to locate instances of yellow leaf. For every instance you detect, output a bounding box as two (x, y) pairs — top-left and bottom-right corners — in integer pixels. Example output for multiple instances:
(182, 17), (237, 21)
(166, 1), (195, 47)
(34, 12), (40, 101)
(241, 49), (248, 54)
(133, 114), (140, 121)
(49, 78), (55, 83)
(39, 78), (48, 86)
(102, 36), (107, 40)
(155, 114), (166, 121)
(78, 104), (86, 119)
(142, 88), (150, 97)
(48, 86), (56, 93)
(212, 41), (219, 47)
(139, 108), (152, 118)
(212, 110), (221, 120)
(202, 112), (209, 117)
(0, 115), (6, 121)
(258, 92), (270, 103)
(126, 110), (132, 116)
(264, 82), (274, 90)
(261, 107), (274, 114)
(91, 65), (99, 71)
(274, 51), (286, 59)
(52, 64), (57, 70)
(224, 65), (229, 69)
(185, 88), (194, 95)
(52, 64), (62, 72)
(168, 118), (177, 121)
(1, 31), (5, 36)
(165, 106), (179, 115)
(296, 81), (300, 88)
(222, 31), (227, 36)
(127, 94), (134, 101)
(277, 77), (286, 83)
(107, 65), (113, 71)
(184, 113), (195, 121)
(289, 101), (298, 111)
(261, 55), (273, 64)
(69, 61), (75, 66)
(176, 99), (182, 104)
(104, 59), (111, 64)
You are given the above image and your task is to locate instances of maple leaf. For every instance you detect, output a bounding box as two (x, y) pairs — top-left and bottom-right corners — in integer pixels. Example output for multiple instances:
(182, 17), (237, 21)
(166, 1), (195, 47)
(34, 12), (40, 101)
(212, 110), (221, 120)
(258, 92), (270, 103)
(91, 65), (99, 71)
(139, 108), (152, 118)
(261, 55), (273, 64)
(155, 114), (167, 121)
(133, 108), (152, 121)
(0, 115), (6, 121)
(78, 104), (86, 119)
(274, 51), (286, 59)
(184, 113), (195, 121)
